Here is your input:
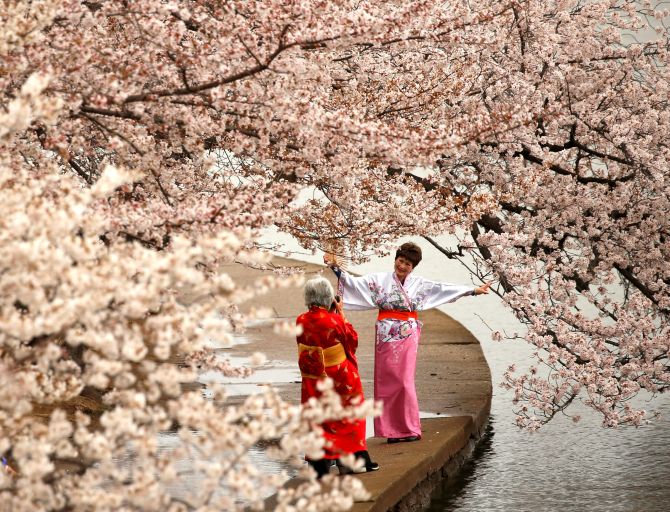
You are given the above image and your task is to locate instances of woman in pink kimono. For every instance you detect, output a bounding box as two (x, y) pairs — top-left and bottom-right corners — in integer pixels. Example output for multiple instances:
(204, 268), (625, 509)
(326, 242), (490, 443)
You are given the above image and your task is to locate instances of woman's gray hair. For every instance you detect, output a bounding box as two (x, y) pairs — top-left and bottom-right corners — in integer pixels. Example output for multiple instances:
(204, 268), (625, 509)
(304, 276), (335, 309)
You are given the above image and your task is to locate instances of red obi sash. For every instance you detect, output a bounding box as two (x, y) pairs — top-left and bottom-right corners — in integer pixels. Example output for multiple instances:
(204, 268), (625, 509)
(377, 309), (418, 321)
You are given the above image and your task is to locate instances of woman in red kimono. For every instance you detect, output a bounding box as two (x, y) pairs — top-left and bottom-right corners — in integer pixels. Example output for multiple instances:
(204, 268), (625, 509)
(296, 276), (379, 478)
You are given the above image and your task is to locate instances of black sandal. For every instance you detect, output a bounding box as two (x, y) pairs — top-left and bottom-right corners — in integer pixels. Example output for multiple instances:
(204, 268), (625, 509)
(387, 435), (421, 443)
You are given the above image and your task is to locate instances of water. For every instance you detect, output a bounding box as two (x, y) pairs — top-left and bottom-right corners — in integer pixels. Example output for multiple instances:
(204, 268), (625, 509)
(266, 232), (670, 512)
(114, 333), (300, 505)
(152, 432), (294, 504)
(426, 338), (670, 512)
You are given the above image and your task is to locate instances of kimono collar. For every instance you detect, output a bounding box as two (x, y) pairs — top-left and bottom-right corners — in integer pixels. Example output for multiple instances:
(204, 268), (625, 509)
(393, 272), (414, 287)
(392, 272), (414, 309)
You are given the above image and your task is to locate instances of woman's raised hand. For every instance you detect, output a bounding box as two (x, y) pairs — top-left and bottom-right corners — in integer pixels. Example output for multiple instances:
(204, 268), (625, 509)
(474, 282), (492, 295)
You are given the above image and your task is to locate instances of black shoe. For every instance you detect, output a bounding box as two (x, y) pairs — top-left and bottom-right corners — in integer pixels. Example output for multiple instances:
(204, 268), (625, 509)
(307, 458), (334, 479)
(355, 450), (380, 472)
(337, 451), (380, 474)
(387, 435), (421, 444)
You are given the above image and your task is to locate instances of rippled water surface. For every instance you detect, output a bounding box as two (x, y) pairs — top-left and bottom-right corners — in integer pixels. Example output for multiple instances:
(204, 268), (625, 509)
(427, 376), (670, 512)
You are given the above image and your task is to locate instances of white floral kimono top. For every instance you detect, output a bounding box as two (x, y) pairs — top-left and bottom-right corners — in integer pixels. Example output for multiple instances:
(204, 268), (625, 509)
(336, 270), (474, 344)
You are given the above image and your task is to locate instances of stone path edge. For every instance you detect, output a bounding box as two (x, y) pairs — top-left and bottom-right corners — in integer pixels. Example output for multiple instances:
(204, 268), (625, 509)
(350, 413), (490, 512)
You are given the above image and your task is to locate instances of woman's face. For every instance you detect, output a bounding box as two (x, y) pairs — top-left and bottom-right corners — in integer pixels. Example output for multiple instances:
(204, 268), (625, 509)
(394, 256), (414, 281)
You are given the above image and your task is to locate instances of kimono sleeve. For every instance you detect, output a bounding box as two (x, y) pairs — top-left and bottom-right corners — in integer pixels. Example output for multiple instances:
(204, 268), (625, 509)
(336, 270), (378, 311)
(339, 317), (359, 364)
(416, 276), (475, 310)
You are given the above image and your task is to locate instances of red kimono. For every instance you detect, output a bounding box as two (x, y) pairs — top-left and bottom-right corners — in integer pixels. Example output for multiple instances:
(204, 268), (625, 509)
(296, 306), (367, 459)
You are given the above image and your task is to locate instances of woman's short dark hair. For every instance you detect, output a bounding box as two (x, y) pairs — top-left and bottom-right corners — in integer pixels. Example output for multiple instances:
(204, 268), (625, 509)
(395, 242), (422, 267)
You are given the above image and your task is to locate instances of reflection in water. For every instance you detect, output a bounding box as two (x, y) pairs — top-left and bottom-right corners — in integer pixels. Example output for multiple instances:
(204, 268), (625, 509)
(425, 315), (670, 512)
(199, 359), (299, 396)
(428, 395), (670, 512)
(114, 344), (302, 505)
(115, 430), (298, 505)
(152, 432), (297, 503)
(426, 421), (496, 511)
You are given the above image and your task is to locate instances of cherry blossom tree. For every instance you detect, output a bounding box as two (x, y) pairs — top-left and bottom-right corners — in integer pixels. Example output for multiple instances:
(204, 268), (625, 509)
(1, 0), (423, 509)
(3, 0), (669, 509)
(278, 1), (670, 430)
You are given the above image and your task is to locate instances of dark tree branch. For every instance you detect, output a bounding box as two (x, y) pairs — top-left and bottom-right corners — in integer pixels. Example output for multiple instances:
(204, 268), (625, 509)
(122, 28), (321, 104)
(80, 105), (141, 120)
(615, 264), (670, 315)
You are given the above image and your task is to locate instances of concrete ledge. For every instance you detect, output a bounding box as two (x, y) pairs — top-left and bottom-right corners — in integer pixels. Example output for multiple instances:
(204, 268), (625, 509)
(350, 416), (483, 512)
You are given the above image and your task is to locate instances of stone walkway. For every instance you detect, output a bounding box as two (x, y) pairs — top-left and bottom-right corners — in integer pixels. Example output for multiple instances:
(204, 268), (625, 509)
(221, 257), (492, 511)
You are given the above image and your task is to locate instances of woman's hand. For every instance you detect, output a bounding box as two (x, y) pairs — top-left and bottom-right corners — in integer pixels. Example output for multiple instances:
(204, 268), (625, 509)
(474, 282), (492, 295)
(2, 458), (16, 477)
(323, 254), (336, 267)
(333, 296), (345, 317)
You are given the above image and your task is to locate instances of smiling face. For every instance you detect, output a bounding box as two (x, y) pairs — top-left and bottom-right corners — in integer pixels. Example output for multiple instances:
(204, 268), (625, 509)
(394, 256), (414, 283)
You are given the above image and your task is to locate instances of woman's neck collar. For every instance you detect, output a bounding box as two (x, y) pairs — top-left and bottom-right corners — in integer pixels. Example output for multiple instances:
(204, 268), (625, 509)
(394, 272), (410, 285)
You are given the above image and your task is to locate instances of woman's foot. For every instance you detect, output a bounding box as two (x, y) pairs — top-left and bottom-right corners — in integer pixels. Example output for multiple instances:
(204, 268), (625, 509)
(337, 450), (380, 474)
(356, 450), (380, 472)
(307, 458), (334, 478)
(387, 435), (421, 443)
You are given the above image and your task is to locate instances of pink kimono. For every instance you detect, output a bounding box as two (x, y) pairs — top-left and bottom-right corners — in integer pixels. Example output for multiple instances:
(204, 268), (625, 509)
(336, 270), (474, 438)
